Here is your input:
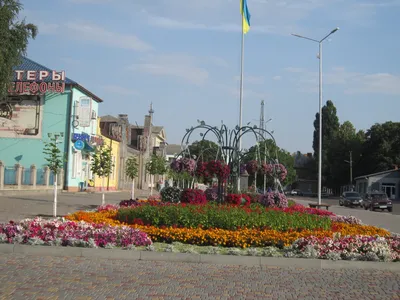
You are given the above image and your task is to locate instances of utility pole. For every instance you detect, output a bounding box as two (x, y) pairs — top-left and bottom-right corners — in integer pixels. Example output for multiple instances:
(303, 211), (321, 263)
(344, 151), (353, 190)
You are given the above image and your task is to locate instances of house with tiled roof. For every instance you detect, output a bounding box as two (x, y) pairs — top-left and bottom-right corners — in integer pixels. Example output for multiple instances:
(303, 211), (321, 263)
(0, 57), (105, 192)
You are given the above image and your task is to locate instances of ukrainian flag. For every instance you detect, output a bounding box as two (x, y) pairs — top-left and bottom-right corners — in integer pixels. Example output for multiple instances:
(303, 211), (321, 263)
(240, 0), (251, 34)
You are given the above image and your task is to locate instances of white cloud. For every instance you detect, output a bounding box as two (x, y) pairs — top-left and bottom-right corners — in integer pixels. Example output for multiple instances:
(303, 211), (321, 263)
(128, 54), (210, 85)
(284, 66), (400, 95)
(273, 75), (282, 81)
(65, 22), (152, 52)
(102, 85), (139, 96)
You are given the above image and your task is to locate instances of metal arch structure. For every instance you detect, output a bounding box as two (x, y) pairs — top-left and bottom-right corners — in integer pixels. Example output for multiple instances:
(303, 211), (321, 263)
(172, 121), (284, 193)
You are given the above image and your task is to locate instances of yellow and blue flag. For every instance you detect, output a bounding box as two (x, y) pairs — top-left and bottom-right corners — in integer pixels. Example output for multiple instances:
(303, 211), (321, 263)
(240, 0), (251, 34)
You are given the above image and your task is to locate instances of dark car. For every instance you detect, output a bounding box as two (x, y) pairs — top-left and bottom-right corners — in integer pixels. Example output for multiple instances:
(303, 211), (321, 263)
(339, 191), (362, 207)
(362, 191), (393, 212)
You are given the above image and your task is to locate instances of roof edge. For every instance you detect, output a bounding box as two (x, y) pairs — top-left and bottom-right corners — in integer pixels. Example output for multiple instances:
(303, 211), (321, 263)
(71, 83), (103, 103)
(354, 169), (399, 180)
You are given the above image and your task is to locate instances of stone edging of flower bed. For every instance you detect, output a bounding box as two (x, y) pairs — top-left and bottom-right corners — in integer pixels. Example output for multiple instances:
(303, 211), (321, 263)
(1, 243), (399, 271)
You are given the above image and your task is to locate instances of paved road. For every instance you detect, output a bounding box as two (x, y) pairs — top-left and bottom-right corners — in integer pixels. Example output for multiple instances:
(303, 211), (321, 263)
(0, 191), (141, 223)
(294, 196), (400, 215)
(292, 197), (400, 234)
(0, 254), (399, 300)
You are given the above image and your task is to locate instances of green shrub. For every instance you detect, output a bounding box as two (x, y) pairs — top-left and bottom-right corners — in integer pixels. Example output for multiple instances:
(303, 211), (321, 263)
(116, 203), (331, 231)
(160, 186), (181, 203)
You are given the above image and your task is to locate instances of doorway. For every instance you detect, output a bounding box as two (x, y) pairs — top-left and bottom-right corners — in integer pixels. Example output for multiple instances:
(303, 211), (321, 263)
(381, 183), (396, 199)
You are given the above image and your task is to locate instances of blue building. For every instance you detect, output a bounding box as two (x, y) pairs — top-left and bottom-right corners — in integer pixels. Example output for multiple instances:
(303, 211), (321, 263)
(0, 57), (104, 191)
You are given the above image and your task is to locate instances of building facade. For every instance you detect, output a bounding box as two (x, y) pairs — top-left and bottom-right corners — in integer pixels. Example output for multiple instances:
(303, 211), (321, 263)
(95, 117), (121, 191)
(355, 169), (400, 200)
(0, 57), (103, 191)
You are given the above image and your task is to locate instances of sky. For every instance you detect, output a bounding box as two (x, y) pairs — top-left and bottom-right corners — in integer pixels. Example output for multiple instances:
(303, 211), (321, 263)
(19, 0), (400, 154)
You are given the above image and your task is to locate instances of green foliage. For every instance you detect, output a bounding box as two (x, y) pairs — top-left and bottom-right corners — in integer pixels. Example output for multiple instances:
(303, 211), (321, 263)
(43, 137), (64, 174)
(312, 100), (340, 185)
(91, 146), (113, 178)
(160, 186), (181, 203)
(145, 154), (166, 175)
(360, 122), (400, 175)
(116, 204), (332, 231)
(188, 140), (220, 162)
(125, 156), (139, 180)
(0, 0), (37, 99)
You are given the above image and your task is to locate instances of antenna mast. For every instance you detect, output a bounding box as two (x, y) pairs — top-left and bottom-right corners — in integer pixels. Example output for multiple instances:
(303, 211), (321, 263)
(259, 100), (265, 141)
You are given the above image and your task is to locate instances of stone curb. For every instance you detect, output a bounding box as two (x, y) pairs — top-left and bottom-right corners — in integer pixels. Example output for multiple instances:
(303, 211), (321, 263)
(1, 244), (399, 271)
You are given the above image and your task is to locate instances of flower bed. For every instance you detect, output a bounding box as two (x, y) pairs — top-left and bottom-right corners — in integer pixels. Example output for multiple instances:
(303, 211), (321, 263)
(0, 218), (152, 248)
(115, 203), (332, 231)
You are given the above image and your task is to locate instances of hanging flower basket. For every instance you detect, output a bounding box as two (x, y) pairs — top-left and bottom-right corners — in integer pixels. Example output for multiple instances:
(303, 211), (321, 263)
(246, 160), (259, 175)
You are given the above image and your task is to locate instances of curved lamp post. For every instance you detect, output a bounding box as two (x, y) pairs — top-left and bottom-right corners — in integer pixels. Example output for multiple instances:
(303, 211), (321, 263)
(292, 27), (340, 205)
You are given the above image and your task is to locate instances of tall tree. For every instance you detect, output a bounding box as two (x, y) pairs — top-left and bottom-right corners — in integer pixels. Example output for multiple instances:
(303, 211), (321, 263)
(312, 100), (340, 185)
(188, 140), (220, 162)
(0, 0), (37, 99)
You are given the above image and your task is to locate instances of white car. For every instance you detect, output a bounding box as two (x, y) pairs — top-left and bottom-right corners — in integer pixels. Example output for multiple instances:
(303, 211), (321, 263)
(290, 189), (303, 196)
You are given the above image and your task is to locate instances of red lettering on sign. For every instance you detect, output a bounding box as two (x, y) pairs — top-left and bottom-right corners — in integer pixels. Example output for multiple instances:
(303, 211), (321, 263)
(22, 82), (30, 93)
(55, 82), (65, 93)
(15, 82), (23, 93)
(30, 82), (39, 94)
(47, 83), (56, 92)
(8, 83), (15, 93)
(39, 82), (47, 94)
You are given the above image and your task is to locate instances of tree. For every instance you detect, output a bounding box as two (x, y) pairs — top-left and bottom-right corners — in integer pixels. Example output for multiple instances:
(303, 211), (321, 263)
(245, 139), (296, 189)
(328, 121), (365, 190)
(43, 136), (64, 217)
(188, 140), (220, 162)
(312, 100), (340, 186)
(125, 156), (139, 200)
(360, 122), (400, 175)
(0, 0), (37, 99)
(91, 146), (113, 205)
(145, 154), (167, 195)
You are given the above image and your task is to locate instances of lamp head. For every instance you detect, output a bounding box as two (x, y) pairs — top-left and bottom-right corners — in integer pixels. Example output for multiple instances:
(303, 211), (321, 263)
(331, 27), (339, 34)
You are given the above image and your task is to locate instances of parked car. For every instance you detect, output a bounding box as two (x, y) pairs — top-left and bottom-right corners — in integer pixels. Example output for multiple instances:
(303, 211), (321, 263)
(290, 189), (303, 196)
(339, 191), (363, 207)
(362, 191), (393, 212)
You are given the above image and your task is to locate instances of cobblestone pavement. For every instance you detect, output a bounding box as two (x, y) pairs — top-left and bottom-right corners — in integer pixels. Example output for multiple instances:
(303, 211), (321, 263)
(0, 254), (399, 300)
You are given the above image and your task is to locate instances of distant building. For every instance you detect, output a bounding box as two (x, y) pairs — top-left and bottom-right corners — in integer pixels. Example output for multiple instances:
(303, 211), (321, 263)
(165, 144), (183, 163)
(355, 168), (400, 200)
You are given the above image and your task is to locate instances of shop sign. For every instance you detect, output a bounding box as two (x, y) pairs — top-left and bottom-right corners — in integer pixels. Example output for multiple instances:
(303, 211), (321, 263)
(72, 133), (104, 146)
(8, 70), (66, 94)
(74, 140), (85, 151)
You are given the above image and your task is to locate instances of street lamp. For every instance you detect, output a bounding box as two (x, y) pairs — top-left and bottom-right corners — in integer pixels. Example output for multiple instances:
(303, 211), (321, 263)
(292, 27), (340, 205)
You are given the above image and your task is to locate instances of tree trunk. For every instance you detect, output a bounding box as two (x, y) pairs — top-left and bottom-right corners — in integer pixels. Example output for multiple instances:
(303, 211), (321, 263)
(131, 178), (135, 200)
(150, 175), (153, 196)
(102, 177), (105, 205)
(53, 173), (58, 217)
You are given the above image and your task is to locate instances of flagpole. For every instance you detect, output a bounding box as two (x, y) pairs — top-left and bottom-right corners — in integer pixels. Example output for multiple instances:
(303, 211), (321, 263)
(237, 14), (245, 192)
